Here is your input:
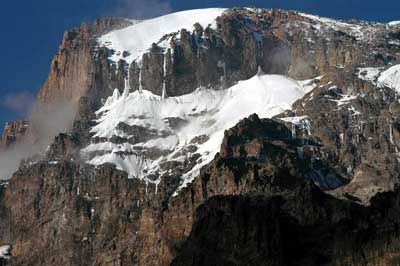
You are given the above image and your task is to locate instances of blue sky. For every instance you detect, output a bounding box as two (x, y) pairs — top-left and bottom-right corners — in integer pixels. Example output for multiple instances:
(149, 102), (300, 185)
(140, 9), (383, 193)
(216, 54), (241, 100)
(0, 0), (399, 129)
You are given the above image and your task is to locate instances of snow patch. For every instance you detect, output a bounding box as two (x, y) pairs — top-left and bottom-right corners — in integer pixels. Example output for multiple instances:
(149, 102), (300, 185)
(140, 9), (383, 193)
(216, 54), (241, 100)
(336, 94), (359, 107)
(279, 116), (309, 125)
(298, 12), (365, 40)
(389, 21), (400, 26)
(0, 245), (10, 260)
(279, 115), (310, 138)
(357, 67), (382, 82)
(377, 64), (400, 93)
(357, 64), (400, 94)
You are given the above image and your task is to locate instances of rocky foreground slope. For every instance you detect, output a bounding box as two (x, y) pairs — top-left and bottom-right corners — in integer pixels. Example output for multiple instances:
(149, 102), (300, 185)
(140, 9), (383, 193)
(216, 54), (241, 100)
(1, 7), (400, 266)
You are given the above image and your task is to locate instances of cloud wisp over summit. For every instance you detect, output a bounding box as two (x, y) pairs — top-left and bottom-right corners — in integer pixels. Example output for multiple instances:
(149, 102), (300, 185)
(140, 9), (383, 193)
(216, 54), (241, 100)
(112, 0), (173, 19)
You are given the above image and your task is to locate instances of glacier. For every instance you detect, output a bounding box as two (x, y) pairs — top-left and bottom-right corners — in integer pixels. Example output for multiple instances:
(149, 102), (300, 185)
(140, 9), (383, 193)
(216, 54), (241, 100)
(82, 71), (317, 193)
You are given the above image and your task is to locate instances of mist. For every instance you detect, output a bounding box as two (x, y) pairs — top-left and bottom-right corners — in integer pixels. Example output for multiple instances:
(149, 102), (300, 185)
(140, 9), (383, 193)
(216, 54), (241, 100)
(0, 99), (77, 180)
(112, 0), (173, 19)
(0, 0), (174, 180)
(2, 91), (35, 118)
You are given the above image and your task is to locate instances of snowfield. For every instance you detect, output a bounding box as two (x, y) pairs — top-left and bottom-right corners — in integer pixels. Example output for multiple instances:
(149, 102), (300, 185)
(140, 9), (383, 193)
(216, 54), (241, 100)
(83, 71), (317, 194)
(98, 8), (226, 63)
(358, 64), (400, 93)
(0, 245), (10, 260)
(389, 21), (400, 26)
(378, 65), (400, 92)
(297, 12), (366, 41)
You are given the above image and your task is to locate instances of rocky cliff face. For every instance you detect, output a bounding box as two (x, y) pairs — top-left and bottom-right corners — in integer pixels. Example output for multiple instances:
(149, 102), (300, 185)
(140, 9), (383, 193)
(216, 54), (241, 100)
(38, 17), (133, 104)
(0, 17), (132, 149)
(0, 121), (29, 150)
(172, 185), (400, 266)
(1, 7), (400, 266)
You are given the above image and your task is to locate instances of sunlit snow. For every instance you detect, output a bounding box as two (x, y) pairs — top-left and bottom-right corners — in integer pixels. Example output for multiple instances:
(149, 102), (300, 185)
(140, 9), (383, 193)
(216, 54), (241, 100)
(297, 12), (365, 40)
(389, 21), (400, 26)
(357, 67), (382, 83)
(98, 8), (226, 63)
(357, 64), (400, 94)
(378, 64), (400, 93)
(83, 72), (317, 193)
(0, 245), (10, 260)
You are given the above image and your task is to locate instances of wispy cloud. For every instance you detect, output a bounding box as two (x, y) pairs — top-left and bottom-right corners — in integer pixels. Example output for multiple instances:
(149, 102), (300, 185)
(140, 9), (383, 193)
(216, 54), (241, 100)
(0, 94), (77, 180)
(112, 0), (173, 19)
(2, 91), (35, 117)
(0, 0), (172, 180)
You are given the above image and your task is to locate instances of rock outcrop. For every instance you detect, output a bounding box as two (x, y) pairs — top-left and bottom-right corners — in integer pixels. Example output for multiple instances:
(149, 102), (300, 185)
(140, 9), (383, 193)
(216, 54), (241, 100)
(173, 184), (400, 266)
(0, 121), (29, 150)
(38, 17), (133, 104)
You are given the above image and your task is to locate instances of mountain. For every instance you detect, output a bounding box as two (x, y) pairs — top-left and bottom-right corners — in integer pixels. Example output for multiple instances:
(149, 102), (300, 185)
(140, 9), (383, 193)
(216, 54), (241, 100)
(1, 7), (400, 266)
